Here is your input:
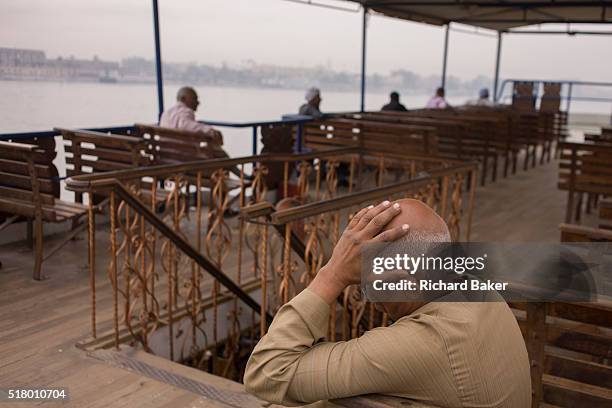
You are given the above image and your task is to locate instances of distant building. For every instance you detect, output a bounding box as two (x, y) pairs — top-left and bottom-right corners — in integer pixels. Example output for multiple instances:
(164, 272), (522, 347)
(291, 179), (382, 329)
(0, 47), (46, 66)
(0, 47), (118, 81)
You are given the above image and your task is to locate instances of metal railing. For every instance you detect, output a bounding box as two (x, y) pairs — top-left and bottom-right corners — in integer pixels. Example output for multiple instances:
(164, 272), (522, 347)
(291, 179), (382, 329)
(496, 79), (612, 124)
(0, 115), (322, 158)
(65, 146), (477, 377)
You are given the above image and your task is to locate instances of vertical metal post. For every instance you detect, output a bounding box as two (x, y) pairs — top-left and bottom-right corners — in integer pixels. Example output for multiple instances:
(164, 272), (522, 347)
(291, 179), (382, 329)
(252, 126), (258, 156)
(296, 123), (303, 153)
(493, 31), (503, 102)
(566, 83), (573, 113)
(441, 24), (450, 89)
(152, 0), (164, 121)
(360, 7), (368, 112)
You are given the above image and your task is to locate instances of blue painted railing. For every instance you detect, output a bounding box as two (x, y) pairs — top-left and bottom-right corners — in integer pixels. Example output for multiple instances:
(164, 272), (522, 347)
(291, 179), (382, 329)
(0, 116), (319, 155)
(496, 79), (612, 124)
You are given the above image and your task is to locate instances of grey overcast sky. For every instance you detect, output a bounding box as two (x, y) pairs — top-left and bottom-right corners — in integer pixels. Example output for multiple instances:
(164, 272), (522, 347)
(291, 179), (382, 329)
(1, 0), (610, 81)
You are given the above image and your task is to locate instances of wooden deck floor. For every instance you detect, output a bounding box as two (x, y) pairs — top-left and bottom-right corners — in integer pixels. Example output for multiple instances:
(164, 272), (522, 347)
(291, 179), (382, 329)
(0, 156), (592, 407)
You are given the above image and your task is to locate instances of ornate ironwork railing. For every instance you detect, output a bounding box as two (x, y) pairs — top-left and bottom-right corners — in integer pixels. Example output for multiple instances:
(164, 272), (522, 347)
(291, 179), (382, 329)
(66, 147), (477, 379)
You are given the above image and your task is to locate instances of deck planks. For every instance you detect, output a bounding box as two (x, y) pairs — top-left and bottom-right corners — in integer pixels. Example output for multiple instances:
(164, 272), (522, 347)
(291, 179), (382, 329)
(0, 154), (600, 407)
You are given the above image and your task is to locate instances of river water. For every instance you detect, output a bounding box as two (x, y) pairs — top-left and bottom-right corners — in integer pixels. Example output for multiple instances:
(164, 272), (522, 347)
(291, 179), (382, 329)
(0, 80), (481, 156)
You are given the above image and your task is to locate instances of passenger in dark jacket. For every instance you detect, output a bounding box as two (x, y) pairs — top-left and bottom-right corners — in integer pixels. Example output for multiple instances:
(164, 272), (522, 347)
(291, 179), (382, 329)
(382, 91), (408, 112)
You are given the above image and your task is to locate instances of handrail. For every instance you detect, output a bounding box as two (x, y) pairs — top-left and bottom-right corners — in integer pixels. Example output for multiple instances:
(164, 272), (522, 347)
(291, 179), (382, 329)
(495, 79), (612, 124)
(64, 147), (456, 192)
(0, 125), (135, 141)
(202, 117), (313, 128)
(271, 162), (478, 224)
(64, 147), (362, 192)
(112, 181), (274, 325)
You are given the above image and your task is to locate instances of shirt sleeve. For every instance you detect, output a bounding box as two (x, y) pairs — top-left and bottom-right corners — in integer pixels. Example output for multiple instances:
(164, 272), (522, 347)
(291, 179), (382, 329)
(177, 109), (214, 134)
(243, 289), (451, 406)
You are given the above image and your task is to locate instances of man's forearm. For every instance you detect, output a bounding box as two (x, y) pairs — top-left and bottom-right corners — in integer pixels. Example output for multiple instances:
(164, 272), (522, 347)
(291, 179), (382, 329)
(308, 264), (346, 305)
(243, 288), (332, 405)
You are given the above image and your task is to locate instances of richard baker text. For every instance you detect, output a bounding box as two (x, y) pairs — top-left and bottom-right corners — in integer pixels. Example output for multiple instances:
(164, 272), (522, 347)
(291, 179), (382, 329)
(371, 279), (508, 292)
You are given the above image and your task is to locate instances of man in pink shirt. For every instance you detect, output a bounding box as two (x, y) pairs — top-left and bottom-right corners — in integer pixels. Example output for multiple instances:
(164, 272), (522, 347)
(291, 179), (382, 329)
(426, 87), (450, 109)
(160, 86), (224, 146)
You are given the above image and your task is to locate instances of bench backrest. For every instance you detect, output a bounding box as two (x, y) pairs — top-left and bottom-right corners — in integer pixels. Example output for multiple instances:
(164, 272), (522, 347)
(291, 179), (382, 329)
(540, 82), (562, 113)
(513, 224), (612, 406)
(558, 141), (612, 195)
(559, 223), (612, 242)
(303, 117), (439, 157)
(134, 123), (227, 167)
(361, 110), (505, 157)
(57, 128), (147, 177)
(585, 132), (612, 146)
(512, 81), (536, 111)
(0, 141), (60, 221)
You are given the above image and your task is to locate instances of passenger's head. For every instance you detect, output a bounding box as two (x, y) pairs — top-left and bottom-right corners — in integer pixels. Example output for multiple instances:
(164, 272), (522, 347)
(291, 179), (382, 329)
(177, 86), (199, 111)
(372, 199), (451, 320)
(305, 87), (321, 108)
(436, 87), (445, 97)
(479, 88), (490, 99)
(390, 91), (400, 102)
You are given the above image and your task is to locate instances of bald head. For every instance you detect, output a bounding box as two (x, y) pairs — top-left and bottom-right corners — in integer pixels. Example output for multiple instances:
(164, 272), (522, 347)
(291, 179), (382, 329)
(386, 199), (450, 241)
(373, 199), (451, 319)
(177, 86), (199, 111)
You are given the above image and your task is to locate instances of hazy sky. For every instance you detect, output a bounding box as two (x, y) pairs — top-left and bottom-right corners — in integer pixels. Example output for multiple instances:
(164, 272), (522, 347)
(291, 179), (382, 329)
(1, 0), (611, 81)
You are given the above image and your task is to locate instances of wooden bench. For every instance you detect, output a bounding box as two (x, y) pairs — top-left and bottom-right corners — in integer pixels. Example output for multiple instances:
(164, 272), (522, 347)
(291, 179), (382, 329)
(558, 141), (612, 223)
(303, 117), (439, 156)
(425, 106), (553, 171)
(513, 300), (612, 407)
(57, 128), (151, 201)
(302, 118), (441, 187)
(560, 223), (612, 242)
(356, 110), (502, 185)
(600, 199), (612, 225)
(517, 223), (612, 407)
(134, 123), (244, 192)
(0, 141), (88, 280)
(585, 127), (612, 146)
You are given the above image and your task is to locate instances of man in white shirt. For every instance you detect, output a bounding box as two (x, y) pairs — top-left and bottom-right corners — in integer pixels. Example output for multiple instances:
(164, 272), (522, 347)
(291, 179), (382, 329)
(466, 88), (496, 107)
(160, 86), (223, 146)
(299, 87), (324, 118)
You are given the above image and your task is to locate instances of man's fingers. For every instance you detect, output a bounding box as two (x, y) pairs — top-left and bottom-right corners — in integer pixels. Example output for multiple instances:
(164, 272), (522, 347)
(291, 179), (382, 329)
(354, 201), (392, 231)
(359, 201), (402, 239)
(347, 205), (373, 230)
(372, 223), (410, 243)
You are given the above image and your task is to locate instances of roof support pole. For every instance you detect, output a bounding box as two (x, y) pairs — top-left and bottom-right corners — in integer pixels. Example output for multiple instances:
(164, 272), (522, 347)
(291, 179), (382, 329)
(360, 6), (368, 112)
(441, 23), (450, 89)
(152, 0), (165, 121)
(493, 31), (503, 102)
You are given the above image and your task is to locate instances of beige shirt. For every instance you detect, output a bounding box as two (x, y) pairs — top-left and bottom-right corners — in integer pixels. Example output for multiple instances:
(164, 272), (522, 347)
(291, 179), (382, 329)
(159, 101), (225, 153)
(244, 289), (531, 408)
(159, 101), (214, 134)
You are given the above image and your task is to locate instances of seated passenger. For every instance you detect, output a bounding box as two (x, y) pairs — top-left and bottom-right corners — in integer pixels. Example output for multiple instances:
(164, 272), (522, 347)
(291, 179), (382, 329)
(160, 86), (223, 146)
(426, 87), (450, 109)
(299, 87), (323, 118)
(381, 91), (408, 112)
(245, 199), (530, 407)
(467, 88), (496, 107)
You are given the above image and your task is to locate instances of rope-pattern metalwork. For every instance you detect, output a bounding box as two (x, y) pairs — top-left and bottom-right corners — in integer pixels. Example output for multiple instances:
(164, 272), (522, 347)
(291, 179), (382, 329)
(205, 170), (232, 366)
(279, 223), (293, 305)
(88, 152), (474, 382)
(447, 173), (465, 241)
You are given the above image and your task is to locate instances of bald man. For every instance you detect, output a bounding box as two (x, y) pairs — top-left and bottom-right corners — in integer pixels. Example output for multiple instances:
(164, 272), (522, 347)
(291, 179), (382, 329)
(244, 199), (531, 407)
(160, 86), (224, 146)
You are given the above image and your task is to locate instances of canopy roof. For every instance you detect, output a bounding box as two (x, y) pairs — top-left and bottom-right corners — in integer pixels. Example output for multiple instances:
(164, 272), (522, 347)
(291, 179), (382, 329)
(344, 1), (612, 30)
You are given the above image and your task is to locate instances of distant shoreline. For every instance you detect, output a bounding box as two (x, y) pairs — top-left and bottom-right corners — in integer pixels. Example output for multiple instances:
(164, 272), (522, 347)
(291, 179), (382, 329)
(0, 77), (473, 96)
